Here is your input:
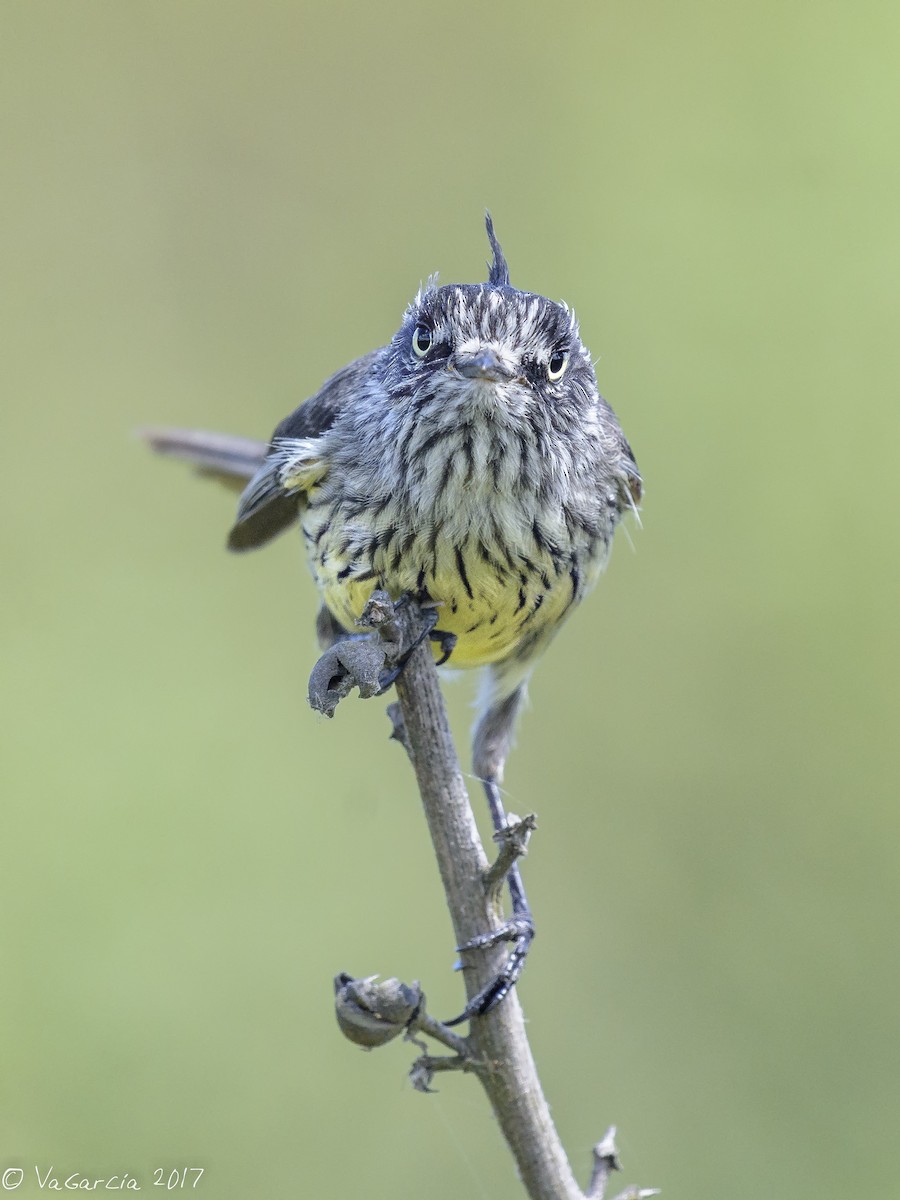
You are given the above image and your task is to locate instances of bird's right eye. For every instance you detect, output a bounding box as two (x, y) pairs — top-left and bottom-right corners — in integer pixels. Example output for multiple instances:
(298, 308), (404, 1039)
(412, 324), (433, 358)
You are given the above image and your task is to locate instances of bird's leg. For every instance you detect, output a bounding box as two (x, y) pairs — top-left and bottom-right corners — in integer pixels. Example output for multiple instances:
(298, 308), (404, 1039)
(445, 780), (535, 1024)
(446, 681), (535, 1024)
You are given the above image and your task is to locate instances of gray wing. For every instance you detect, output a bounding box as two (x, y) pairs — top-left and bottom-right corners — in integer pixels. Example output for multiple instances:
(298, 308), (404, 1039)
(228, 348), (386, 552)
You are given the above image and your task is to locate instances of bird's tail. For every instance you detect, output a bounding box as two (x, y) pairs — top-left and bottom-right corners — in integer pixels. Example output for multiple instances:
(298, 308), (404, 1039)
(140, 427), (268, 492)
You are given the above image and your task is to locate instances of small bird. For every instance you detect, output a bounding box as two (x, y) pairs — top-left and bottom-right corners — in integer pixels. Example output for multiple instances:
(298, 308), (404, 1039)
(146, 215), (641, 1020)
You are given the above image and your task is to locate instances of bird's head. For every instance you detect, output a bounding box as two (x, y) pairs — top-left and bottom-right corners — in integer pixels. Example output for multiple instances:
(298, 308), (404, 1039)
(383, 215), (599, 428)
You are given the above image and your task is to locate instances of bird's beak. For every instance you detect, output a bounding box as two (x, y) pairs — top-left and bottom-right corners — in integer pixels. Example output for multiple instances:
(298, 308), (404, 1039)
(451, 347), (513, 383)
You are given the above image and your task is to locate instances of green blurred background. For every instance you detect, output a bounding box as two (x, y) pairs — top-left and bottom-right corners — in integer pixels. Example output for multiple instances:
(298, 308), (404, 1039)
(2, 2), (898, 1197)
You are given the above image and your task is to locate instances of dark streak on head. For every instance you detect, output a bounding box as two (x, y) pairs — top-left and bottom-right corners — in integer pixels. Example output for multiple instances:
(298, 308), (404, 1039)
(485, 212), (510, 287)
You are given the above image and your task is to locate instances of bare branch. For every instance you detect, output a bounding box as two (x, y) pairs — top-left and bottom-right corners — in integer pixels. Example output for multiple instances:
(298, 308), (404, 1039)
(313, 594), (656, 1200)
(380, 598), (581, 1197)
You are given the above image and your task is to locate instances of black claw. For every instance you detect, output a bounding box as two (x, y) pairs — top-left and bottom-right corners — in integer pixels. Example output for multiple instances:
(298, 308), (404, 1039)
(376, 663), (403, 694)
(443, 916), (535, 1026)
(456, 914), (533, 953)
(429, 628), (457, 666)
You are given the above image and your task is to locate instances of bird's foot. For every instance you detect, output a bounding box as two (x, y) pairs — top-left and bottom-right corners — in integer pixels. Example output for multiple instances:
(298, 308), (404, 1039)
(443, 914), (535, 1026)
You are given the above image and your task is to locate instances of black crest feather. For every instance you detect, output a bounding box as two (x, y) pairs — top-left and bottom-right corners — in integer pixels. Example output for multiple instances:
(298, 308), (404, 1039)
(485, 212), (510, 287)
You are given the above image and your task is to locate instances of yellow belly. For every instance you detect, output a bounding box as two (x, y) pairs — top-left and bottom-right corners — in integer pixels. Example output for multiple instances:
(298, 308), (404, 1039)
(316, 552), (581, 669)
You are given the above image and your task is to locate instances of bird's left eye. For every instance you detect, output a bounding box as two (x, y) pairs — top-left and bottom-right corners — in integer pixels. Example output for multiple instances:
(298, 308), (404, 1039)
(547, 349), (569, 382)
(412, 324), (433, 358)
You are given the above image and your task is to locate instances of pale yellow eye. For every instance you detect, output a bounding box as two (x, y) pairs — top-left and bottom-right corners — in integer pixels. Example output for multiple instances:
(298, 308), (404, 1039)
(547, 349), (569, 382)
(412, 324), (433, 358)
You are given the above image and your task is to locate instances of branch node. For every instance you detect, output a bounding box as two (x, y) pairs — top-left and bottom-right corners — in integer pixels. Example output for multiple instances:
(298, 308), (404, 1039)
(587, 1127), (658, 1200)
(410, 1008), (475, 1060)
(358, 590), (406, 653)
(483, 812), (537, 900)
(409, 1052), (476, 1094)
(386, 700), (414, 761)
